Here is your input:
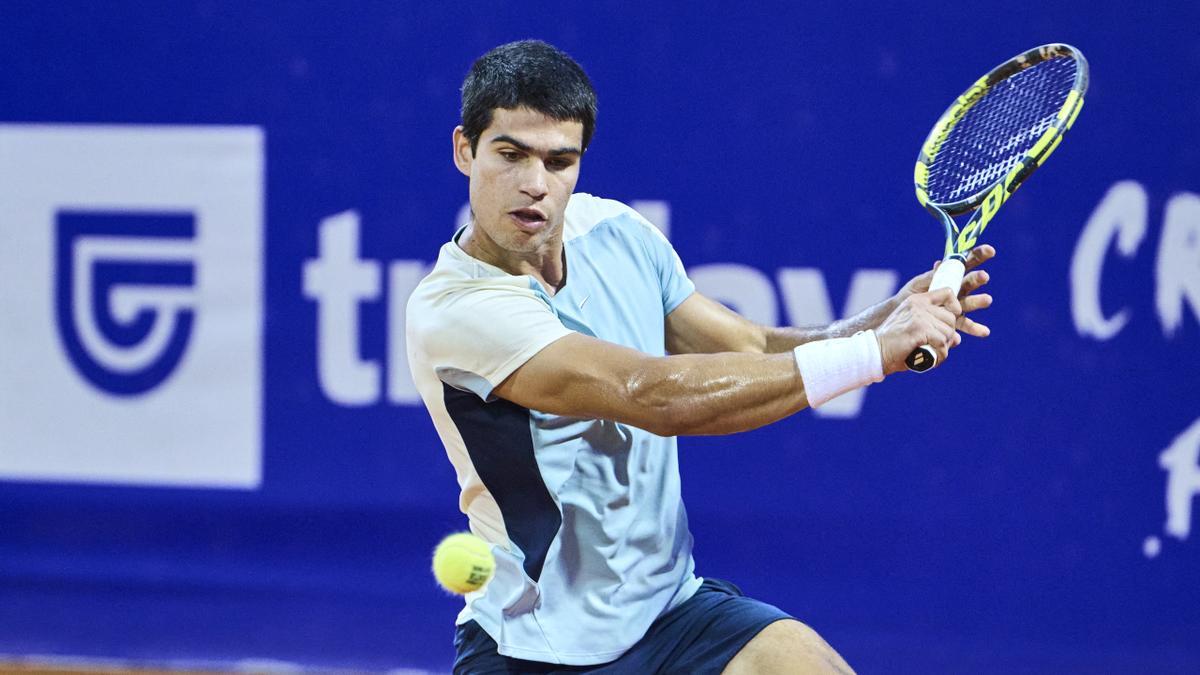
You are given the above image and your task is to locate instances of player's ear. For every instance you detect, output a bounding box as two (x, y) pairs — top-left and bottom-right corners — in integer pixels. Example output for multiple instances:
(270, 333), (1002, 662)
(452, 126), (473, 178)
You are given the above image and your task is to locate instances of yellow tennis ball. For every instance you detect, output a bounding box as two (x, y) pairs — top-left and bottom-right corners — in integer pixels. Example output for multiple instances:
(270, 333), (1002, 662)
(432, 532), (495, 595)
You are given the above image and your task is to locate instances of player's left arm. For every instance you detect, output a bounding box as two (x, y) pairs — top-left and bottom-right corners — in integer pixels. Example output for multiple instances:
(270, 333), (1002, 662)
(665, 244), (997, 356)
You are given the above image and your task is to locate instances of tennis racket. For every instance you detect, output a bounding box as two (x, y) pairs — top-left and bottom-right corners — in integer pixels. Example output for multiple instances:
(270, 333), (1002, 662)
(906, 43), (1089, 372)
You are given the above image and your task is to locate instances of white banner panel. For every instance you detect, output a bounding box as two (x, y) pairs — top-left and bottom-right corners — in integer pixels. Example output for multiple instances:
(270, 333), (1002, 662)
(0, 125), (263, 488)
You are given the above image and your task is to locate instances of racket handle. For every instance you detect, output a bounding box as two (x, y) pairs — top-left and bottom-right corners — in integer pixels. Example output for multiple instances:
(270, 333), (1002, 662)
(905, 256), (966, 373)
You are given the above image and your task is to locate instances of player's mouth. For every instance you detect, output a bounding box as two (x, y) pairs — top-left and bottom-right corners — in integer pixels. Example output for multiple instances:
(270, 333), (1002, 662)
(509, 208), (548, 232)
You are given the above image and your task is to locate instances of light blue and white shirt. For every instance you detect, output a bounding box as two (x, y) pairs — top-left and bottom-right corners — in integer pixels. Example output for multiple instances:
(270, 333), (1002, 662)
(406, 193), (702, 665)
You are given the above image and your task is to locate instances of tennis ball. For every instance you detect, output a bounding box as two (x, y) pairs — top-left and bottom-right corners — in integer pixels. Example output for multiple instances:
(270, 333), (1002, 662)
(432, 532), (495, 595)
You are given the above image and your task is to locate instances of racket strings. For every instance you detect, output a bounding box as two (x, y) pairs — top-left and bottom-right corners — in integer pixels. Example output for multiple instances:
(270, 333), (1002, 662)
(926, 56), (1078, 205)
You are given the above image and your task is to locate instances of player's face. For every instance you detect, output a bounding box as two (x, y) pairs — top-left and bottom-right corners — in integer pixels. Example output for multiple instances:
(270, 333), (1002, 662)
(453, 107), (583, 257)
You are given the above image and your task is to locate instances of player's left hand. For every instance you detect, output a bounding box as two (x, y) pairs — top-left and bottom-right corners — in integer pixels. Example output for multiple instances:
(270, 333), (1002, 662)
(898, 244), (994, 339)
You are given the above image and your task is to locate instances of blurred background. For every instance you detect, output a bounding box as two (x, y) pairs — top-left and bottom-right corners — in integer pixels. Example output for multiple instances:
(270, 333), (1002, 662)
(1, 1), (1198, 673)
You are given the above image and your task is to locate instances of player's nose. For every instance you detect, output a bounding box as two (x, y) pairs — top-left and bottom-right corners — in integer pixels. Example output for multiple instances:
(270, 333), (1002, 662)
(519, 163), (549, 200)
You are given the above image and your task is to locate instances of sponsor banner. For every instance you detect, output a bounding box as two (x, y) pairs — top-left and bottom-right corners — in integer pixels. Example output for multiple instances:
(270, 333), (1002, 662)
(0, 126), (263, 487)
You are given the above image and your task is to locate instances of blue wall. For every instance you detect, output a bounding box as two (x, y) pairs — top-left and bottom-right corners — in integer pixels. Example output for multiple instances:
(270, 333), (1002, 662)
(1, 2), (1198, 672)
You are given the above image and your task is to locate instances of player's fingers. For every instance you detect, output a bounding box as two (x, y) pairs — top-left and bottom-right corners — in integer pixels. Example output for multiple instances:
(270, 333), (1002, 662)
(964, 244), (995, 271)
(922, 312), (956, 346)
(929, 304), (958, 329)
(926, 287), (957, 309)
(914, 267), (935, 292)
(915, 316), (954, 367)
(946, 294), (963, 317)
(931, 337), (952, 365)
(937, 316), (958, 343)
(903, 268), (936, 296)
(956, 315), (991, 338)
(959, 270), (990, 296)
(961, 293), (993, 314)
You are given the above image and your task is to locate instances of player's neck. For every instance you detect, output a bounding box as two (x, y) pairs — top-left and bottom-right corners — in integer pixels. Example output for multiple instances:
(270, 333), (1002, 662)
(459, 224), (566, 294)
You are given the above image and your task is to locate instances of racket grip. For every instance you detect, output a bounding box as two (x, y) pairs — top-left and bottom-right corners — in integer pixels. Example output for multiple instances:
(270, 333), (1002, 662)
(905, 256), (967, 373)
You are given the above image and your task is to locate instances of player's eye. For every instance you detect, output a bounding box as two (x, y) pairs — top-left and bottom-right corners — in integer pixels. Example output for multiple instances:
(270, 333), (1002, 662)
(499, 150), (522, 162)
(546, 158), (574, 171)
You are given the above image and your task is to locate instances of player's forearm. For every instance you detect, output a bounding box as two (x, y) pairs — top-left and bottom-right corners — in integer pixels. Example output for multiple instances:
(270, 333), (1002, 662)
(625, 352), (810, 436)
(762, 296), (900, 353)
(761, 324), (830, 353)
(497, 332), (880, 438)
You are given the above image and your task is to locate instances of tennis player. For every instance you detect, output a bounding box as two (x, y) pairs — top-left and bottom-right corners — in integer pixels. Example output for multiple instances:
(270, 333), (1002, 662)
(407, 40), (994, 674)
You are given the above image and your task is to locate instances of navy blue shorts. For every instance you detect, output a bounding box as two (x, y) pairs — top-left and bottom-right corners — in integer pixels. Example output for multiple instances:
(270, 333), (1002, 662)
(452, 578), (792, 674)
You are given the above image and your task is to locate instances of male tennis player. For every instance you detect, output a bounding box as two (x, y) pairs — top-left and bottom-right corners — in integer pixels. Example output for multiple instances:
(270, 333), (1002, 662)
(408, 40), (994, 674)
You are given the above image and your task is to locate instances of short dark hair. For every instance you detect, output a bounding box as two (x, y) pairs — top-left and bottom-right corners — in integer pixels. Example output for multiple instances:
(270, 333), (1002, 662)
(460, 40), (597, 154)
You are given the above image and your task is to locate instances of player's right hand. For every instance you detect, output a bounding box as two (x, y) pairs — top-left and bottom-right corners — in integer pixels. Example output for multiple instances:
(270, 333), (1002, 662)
(875, 287), (961, 375)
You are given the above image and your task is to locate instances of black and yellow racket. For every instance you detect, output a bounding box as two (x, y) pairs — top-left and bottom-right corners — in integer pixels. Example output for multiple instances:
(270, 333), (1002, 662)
(907, 43), (1088, 372)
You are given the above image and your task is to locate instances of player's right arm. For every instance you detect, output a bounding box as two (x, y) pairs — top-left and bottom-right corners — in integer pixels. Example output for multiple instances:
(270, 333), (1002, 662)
(492, 287), (960, 436)
(665, 245), (995, 365)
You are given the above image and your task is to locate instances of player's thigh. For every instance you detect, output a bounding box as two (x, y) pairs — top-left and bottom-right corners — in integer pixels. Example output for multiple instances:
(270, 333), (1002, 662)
(720, 618), (855, 675)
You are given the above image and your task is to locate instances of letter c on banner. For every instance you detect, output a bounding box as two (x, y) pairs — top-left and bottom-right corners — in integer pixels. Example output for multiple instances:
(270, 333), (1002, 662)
(1070, 181), (1147, 340)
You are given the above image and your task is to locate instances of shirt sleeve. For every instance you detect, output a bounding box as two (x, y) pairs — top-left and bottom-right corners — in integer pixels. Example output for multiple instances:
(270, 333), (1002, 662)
(416, 280), (573, 402)
(632, 212), (695, 315)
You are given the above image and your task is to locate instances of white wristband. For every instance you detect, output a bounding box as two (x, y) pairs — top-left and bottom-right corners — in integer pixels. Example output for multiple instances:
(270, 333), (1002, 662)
(792, 330), (885, 408)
